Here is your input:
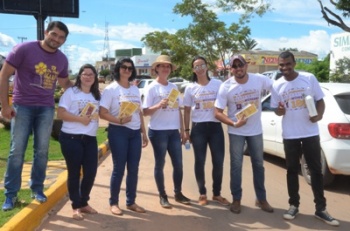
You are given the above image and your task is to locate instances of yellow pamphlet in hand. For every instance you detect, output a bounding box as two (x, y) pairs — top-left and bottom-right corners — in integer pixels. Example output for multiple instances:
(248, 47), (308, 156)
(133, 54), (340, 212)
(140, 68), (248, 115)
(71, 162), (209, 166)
(167, 88), (180, 108)
(118, 102), (138, 118)
(79, 102), (97, 117)
(235, 103), (258, 120)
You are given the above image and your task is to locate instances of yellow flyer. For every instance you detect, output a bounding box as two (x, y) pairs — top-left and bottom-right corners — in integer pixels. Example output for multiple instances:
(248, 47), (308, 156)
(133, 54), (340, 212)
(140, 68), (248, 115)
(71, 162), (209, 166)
(118, 102), (138, 118)
(235, 103), (258, 120)
(167, 88), (180, 108)
(79, 102), (97, 117)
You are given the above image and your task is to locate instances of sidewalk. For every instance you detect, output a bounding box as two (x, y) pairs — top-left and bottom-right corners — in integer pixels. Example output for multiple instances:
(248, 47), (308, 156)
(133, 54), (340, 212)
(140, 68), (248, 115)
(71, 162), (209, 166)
(0, 120), (110, 231)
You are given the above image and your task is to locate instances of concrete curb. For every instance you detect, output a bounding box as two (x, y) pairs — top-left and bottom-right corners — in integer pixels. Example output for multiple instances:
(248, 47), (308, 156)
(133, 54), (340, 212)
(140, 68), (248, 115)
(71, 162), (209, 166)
(0, 140), (110, 231)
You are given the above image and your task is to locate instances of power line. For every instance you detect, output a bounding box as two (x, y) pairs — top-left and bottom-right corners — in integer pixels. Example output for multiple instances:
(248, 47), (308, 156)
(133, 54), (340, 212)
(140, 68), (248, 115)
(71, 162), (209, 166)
(18, 36), (27, 43)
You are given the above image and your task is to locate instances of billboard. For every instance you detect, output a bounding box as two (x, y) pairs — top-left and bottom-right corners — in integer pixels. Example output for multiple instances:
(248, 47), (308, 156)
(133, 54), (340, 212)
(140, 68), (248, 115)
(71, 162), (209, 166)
(0, 0), (79, 18)
(330, 32), (350, 73)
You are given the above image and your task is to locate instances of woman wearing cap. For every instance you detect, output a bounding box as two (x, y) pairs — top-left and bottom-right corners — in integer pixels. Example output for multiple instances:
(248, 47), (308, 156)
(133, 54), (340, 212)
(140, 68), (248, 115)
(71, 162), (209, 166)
(142, 55), (191, 208)
(99, 57), (148, 216)
(183, 56), (229, 206)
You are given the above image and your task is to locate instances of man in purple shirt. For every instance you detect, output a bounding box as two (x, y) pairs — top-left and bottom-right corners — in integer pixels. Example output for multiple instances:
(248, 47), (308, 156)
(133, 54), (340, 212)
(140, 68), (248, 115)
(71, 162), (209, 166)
(0, 21), (72, 211)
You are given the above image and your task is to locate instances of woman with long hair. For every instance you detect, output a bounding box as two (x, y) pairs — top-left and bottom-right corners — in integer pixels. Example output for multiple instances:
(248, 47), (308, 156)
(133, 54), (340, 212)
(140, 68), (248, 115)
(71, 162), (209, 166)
(183, 56), (229, 206)
(58, 63), (100, 220)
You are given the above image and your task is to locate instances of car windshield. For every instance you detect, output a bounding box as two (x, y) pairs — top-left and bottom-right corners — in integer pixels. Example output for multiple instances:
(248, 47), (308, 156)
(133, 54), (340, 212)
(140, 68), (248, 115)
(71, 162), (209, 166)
(138, 81), (146, 88)
(334, 95), (350, 115)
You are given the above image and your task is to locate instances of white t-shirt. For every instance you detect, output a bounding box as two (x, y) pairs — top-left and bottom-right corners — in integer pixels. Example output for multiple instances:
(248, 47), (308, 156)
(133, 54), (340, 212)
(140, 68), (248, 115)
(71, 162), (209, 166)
(215, 73), (272, 136)
(59, 86), (99, 136)
(142, 80), (182, 130)
(99, 81), (142, 130)
(183, 78), (221, 123)
(270, 73), (324, 139)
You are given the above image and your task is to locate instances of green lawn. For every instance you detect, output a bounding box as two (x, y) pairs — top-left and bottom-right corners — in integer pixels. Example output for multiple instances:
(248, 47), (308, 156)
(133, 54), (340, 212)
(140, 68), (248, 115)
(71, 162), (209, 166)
(0, 125), (108, 226)
(0, 126), (108, 182)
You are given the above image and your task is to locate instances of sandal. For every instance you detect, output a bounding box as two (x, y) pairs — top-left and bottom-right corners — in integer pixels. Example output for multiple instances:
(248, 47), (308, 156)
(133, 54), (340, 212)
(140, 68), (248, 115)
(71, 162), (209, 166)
(72, 209), (84, 220)
(212, 195), (230, 206)
(127, 203), (146, 213)
(110, 204), (123, 216)
(198, 195), (208, 206)
(80, 205), (98, 214)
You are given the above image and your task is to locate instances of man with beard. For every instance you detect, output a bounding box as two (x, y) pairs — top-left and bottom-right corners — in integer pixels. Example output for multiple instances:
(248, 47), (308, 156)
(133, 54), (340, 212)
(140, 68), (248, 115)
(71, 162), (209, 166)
(0, 21), (72, 211)
(214, 54), (274, 215)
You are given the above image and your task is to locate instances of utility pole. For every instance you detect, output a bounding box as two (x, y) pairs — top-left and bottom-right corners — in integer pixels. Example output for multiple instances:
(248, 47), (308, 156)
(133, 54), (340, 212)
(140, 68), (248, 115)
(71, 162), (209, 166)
(103, 22), (110, 64)
(18, 36), (27, 43)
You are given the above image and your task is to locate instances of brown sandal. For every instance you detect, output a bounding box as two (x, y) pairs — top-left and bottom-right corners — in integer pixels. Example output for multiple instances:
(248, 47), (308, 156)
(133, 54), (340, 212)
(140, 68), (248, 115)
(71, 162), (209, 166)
(127, 203), (146, 213)
(80, 205), (98, 214)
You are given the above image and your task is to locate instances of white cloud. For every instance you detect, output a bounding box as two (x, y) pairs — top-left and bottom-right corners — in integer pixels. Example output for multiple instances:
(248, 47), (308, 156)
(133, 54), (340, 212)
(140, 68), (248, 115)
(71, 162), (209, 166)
(255, 30), (331, 59)
(0, 33), (16, 49)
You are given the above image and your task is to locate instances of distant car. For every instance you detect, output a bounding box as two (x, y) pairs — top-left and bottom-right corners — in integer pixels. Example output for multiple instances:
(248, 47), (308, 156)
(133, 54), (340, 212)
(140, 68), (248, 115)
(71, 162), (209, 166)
(137, 79), (154, 101)
(133, 75), (151, 86)
(261, 83), (350, 186)
(168, 77), (189, 91)
(98, 76), (106, 84)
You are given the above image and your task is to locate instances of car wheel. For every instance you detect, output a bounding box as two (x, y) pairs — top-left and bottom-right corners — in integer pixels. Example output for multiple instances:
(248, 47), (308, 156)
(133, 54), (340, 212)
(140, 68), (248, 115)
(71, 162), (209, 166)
(300, 150), (335, 187)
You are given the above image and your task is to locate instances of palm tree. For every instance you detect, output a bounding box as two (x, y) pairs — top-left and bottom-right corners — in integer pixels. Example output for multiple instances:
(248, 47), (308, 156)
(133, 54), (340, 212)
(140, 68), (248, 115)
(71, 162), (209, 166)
(239, 38), (258, 50)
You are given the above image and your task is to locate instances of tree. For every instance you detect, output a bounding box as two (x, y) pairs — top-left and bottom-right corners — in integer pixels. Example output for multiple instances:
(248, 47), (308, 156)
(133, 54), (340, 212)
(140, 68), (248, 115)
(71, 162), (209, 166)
(318, 0), (350, 32)
(279, 48), (299, 51)
(295, 54), (330, 82)
(239, 37), (258, 50)
(329, 57), (350, 82)
(216, 0), (272, 23)
(99, 69), (110, 78)
(142, 0), (270, 78)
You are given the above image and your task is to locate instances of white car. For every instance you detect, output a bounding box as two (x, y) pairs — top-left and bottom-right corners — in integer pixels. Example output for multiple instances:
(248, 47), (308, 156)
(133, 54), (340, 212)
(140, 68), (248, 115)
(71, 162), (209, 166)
(137, 79), (153, 101)
(168, 77), (189, 91)
(261, 83), (350, 186)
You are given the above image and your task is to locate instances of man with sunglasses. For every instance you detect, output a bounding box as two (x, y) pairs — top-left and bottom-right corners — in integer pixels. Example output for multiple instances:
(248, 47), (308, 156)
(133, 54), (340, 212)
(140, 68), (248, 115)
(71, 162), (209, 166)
(0, 21), (72, 211)
(214, 54), (274, 215)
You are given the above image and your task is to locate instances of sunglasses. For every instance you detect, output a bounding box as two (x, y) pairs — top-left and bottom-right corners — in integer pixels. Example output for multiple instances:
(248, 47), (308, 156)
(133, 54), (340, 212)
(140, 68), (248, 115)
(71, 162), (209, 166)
(232, 63), (245, 69)
(193, 64), (207, 71)
(120, 65), (133, 71)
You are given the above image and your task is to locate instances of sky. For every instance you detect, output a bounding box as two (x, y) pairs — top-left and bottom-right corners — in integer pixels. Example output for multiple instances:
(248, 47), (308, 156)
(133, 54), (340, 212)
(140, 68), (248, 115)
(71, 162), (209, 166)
(0, 0), (346, 73)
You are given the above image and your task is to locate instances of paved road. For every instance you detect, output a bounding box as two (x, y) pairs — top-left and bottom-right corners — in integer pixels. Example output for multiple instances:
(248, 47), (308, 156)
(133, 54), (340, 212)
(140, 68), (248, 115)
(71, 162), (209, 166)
(38, 121), (350, 231)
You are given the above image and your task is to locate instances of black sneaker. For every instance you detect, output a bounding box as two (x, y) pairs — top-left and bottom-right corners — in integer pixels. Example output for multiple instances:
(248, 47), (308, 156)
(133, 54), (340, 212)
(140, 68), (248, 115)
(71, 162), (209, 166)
(315, 210), (340, 226)
(174, 192), (191, 205)
(283, 205), (299, 220)
(159, 195), (172, 208)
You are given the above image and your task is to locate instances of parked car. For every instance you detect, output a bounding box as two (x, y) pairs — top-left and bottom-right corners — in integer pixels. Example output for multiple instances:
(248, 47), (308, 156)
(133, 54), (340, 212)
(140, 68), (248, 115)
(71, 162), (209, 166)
(261, 83), (350, 186)
(168, 77), (189, 91)
(133, 75), (151, 86)
(98, 76), (106, 84)
(137, 79), (154, 101)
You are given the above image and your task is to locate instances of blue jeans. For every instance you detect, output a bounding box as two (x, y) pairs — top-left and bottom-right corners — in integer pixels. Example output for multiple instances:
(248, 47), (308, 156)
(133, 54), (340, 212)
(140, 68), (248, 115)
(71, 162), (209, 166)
(108, 125), (142, 206)
(229, 133), (267, 201)
(283, 135), (326, 212)
(190, 122), (225, 196)
(4, 104), (55, 198)
(148, 129), (183, 196)
(59, 132), (98, 209)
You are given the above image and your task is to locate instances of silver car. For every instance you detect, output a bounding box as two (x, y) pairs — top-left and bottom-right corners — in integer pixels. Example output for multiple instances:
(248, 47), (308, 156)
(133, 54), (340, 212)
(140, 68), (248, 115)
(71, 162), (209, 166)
(261, 83), (350, 186)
